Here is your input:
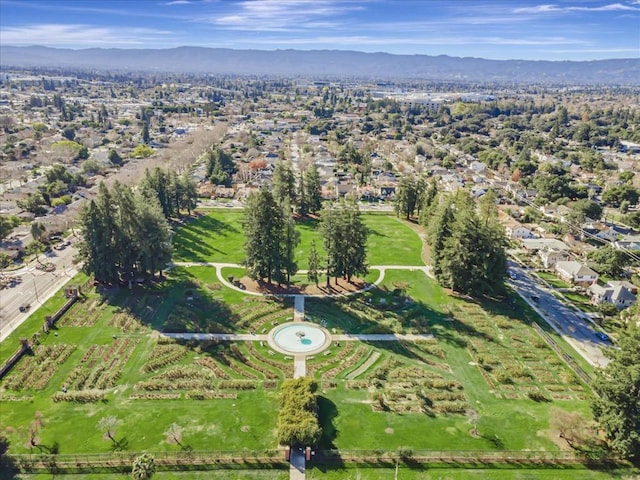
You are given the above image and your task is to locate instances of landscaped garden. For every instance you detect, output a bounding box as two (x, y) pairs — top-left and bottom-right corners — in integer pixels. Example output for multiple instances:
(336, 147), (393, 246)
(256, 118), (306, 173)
(0, 210), (633, 478)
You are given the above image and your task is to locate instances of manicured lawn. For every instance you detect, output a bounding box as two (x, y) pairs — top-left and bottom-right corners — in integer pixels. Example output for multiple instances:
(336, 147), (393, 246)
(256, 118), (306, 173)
(173, 211), (424, 267)
(0, 211), (606, 472)
(537, 271), (572, 289)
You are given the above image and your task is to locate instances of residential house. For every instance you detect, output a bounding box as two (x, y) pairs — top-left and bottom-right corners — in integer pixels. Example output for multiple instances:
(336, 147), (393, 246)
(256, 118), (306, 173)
(555, 261), (598, 286)
(521, 238), (571, 252)
(505, 220), (534, 240)
(613, 235), (640, 251)
(588, 281), (637, 310)
(539, 248), (572, 268)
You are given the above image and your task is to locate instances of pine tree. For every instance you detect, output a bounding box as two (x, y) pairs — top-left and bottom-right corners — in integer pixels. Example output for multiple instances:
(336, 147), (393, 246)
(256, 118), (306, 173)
(304, 164), (323, 214)
(307, 240), (320, 286)
(281, 198), (300, 285)
(242, 188), (283, 283)
(272, 161), (296, 206)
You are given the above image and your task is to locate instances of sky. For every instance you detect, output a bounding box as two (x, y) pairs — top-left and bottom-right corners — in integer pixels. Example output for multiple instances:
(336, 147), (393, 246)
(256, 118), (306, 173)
(0, 0), (638, 61)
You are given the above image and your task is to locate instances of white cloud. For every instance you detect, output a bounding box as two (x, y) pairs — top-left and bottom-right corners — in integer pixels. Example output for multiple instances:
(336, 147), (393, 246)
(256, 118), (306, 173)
(0, 24), (174, 47)
(515, 3), (640, 13)
(165, 0), (192, 5)
(208, 0), (359, 31)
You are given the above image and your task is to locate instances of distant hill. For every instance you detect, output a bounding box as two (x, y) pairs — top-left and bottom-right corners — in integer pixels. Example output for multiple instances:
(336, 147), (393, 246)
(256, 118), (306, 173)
(1, 45), (638, 84)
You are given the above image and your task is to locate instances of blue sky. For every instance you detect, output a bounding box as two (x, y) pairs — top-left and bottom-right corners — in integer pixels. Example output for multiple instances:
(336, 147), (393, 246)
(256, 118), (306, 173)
(0, 0), (638, 61)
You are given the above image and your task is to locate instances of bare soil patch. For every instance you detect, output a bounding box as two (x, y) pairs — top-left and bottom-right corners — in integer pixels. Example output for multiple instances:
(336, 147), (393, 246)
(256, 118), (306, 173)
(237, 276), (368, 296)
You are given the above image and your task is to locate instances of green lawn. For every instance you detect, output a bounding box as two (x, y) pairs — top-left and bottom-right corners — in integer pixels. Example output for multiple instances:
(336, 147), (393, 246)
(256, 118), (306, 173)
(0, 212), (612, 473)
(173, 211), (424, 267)
(537, 271), (572, 289)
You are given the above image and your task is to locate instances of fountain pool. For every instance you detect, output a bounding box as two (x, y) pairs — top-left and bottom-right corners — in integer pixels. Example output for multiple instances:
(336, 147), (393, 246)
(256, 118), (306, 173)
(269, 322), (330, 355)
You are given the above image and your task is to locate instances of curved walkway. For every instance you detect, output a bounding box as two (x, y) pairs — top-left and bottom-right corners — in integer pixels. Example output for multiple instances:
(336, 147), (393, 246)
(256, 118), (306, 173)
(171, 262), (432, 298)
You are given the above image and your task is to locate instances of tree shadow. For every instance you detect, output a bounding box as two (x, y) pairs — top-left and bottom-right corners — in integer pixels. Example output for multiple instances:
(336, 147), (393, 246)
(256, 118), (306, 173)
(110, 436), (128, 452)
(316, 396), (339, 450)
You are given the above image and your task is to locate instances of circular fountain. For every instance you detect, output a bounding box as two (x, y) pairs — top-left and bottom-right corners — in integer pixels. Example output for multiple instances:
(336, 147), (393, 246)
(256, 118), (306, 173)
(268, 322), (331, 355)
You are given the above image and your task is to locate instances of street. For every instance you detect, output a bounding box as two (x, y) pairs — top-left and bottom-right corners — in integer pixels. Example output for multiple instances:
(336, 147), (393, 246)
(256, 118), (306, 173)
(508, 262), (610, 367)
(0, 240), (78, 343)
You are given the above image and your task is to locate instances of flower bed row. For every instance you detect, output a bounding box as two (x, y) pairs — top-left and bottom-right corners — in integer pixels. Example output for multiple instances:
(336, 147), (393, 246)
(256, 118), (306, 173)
(65, 338), (138, 390)
(52, 390), (106, 403)
(245, 342), (293, 377)
(108, 313), (140, 332)
(2, 344), (75, 391)
(231, 344), (280, 379)
(194, 356), (232, 379)
(143, 344), (187, 373)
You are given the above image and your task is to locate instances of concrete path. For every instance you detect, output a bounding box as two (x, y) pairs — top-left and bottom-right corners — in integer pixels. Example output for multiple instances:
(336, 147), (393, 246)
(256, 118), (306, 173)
(289, 448), (306, 480)
(293, 355), (306, 379)
(332, 333), (434, 341)
(163, 333), (268, 341)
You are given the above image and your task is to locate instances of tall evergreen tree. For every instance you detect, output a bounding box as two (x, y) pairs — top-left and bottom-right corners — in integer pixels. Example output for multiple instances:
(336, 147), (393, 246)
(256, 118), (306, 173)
(591, 324), (640, 460)
(242, 188), (284, 283)
(320, 200), (368, 284)
(272, 161), (296, 206)
(307, 240), (320, 286)
(281, 198), (300, 285)
(304, 164), (323, 215)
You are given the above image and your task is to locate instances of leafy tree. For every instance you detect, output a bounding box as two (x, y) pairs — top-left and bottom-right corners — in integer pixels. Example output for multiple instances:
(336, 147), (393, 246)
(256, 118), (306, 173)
(591, 324), (640, 460)
(17, 193), (47, 215)
(0, 214), (20, 242)
(97, 416), (120, 445)
(588, 246), (628, 277)
(277, 378), (322, 446)
(619, 171), (635, 185)
(206, 148), (235, 186)
(141, 122), (150, 145)
(602, 185), (639, 208)
(131, 144), (154, 159)
(26, 241), (46, 267)
(131, 453), (155, 480)
(572, 199), (603, 221)
(30, 221), (46, 243)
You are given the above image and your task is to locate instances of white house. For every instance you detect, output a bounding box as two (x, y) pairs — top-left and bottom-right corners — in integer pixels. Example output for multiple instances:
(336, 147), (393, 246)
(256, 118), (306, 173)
(555, 261), (598, 286)
(505, 223), (534, 240)
(588, 281), (637, 310)
(539, 248), (572, 268)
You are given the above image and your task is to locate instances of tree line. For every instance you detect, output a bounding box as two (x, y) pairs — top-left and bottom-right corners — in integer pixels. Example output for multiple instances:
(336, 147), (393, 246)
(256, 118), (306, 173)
(78, 181), (172, 285)
(397, 177), (507, 297)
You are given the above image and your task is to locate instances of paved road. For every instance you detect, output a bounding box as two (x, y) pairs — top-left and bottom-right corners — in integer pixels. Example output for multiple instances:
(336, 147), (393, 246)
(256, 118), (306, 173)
(0, 240), (79, 343)
(508, 262), (610, 367)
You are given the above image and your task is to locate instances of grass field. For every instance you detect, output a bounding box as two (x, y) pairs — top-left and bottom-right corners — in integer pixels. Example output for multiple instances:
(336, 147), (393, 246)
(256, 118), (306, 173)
(173, 210), (424, 267)
(0, 211), (628, 478)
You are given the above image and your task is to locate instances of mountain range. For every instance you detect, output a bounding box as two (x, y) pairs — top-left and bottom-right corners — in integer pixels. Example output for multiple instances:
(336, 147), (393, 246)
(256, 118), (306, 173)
(1, 46), (638, 84)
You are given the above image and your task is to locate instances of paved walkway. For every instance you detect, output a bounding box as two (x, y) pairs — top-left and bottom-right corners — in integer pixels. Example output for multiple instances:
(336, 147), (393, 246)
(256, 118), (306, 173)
(289, 449), (306, 479)
(293, 355), (306, 379)
(163, 333), (268, 341)
(333, 333), (434, 341)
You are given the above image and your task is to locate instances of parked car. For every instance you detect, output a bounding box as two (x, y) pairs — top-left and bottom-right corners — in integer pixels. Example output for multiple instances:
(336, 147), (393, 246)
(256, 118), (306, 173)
(19, 303), (31, 312)
(595, 331), (609, 342)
